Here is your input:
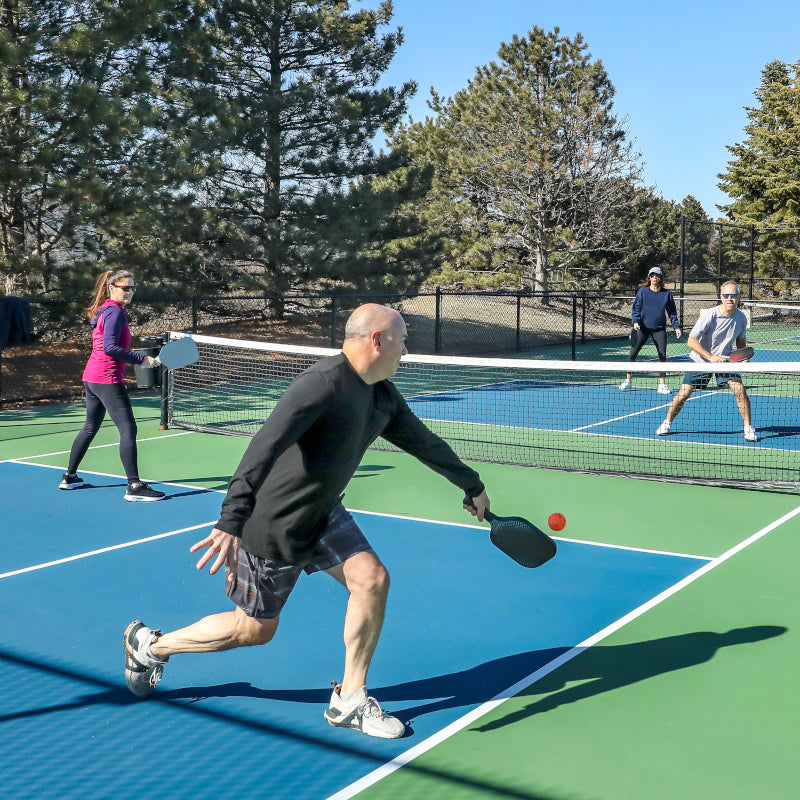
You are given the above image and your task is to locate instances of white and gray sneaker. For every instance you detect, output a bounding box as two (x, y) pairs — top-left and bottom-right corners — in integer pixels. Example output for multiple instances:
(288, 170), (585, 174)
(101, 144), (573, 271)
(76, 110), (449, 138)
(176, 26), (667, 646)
(124, 620), (168, 697)
(324, 683), (405, 739)
(744, 425), (758, 442)
(656, 420), (671, 436)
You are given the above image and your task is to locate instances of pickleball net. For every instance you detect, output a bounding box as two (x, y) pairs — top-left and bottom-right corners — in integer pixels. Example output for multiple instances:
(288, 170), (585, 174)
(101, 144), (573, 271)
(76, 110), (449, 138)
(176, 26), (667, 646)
(164, 333), (800, 490)
(744, 302), (800, 351)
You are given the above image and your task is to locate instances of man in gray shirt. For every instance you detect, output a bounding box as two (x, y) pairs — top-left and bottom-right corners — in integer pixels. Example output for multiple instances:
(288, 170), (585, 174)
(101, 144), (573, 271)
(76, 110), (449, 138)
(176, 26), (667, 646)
(655, 280), (757, 442)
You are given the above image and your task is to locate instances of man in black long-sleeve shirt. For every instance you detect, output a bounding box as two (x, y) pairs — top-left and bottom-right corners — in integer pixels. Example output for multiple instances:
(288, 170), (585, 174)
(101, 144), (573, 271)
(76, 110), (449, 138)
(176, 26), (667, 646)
(123, 303), (490, 738)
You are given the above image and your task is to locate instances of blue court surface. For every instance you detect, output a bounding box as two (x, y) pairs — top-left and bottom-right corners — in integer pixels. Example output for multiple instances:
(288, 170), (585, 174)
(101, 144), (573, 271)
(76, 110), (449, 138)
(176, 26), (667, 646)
(2, 461), (711, 799)
(406, 366), (800, 449)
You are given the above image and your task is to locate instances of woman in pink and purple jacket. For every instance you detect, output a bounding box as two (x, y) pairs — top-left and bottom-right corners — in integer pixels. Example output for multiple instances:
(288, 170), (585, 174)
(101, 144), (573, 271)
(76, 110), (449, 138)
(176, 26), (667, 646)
(60, 270), (165, 501)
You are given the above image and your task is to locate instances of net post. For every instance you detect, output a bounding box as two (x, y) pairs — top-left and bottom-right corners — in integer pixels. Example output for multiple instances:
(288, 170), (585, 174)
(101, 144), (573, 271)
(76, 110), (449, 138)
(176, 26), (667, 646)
(159, 331), (169, 430)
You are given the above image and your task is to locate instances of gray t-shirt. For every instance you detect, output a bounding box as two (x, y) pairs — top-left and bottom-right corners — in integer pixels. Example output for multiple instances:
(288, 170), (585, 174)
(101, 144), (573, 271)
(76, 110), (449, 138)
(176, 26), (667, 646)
(688, 306), (747, 363)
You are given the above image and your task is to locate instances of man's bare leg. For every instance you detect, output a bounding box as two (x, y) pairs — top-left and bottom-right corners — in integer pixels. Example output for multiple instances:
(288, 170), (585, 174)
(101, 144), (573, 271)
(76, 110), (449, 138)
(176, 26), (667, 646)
(326, 550), (389, 694)
(152, 606), (278, 658)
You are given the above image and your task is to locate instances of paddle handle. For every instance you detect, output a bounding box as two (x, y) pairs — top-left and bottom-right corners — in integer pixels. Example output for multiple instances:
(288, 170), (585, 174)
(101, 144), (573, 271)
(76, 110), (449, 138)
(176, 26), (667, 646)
(463, 494), (495, 522)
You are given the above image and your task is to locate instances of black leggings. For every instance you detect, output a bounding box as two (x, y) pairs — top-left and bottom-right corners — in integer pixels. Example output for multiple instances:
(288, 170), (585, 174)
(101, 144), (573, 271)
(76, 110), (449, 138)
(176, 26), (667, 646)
(629, 327), (668, 378)
(67, 382), (139, 481)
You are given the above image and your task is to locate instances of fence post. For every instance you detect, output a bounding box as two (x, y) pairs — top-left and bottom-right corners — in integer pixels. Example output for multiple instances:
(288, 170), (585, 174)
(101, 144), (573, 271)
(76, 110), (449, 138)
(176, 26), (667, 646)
(191, 298), (198, 333)
(434, 287), (442, 354)
(515, 292), (521, 350)
(581, 291), (586, 343)
(571, 296), (577, 360)
(748, 225), (755, 300)
(330, 296), (338, 347)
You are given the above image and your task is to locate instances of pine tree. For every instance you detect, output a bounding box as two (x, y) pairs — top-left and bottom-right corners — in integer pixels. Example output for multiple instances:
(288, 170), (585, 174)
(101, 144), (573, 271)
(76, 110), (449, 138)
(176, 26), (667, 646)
(718, 59), (800, 284)
(0, 0), (181, 294)
(175, 0), (417, 297)
(388, 26), (643, 295)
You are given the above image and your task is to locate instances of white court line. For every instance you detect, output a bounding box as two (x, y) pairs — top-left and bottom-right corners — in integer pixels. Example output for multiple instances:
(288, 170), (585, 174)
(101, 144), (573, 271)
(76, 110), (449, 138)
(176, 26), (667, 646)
(350, 508), (713, 561)
(570, 390), (713, 432)
(326, 501), (800, 800)
(4, 459), (228, 493)
(2, 429), (196, 462)
(0, 521), (217, 580)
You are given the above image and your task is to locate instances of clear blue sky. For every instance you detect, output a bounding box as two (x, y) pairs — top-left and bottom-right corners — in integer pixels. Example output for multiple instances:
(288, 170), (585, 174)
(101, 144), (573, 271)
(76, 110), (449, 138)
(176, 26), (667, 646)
(377, 0), (800, 216)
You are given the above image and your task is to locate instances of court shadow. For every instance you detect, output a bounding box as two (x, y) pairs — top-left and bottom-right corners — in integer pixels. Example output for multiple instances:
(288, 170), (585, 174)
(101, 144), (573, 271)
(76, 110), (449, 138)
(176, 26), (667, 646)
(71, 481), (128, 490)
(65, 482), (225, 498)
(352, 463), (395, 479)
(166, 476), (232, 486)
(162, 487), (225, 500)
(154, 648), (567, 716)
(471, 625), (787, 733)
(752, 425), (800, 441)
(157, 625), (785, 728)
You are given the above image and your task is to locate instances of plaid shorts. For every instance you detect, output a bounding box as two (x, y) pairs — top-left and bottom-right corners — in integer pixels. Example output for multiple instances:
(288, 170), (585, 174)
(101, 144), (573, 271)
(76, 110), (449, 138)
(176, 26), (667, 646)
(224, 502), (374, 619)
(683, 371), (742, 389)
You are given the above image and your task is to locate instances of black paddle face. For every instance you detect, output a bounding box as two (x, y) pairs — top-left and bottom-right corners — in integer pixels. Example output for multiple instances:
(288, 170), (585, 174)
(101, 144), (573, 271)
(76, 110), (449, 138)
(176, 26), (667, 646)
(464, 497), (557, 569)
(629, 328), (638, 346)
(729, 346), (754, 363)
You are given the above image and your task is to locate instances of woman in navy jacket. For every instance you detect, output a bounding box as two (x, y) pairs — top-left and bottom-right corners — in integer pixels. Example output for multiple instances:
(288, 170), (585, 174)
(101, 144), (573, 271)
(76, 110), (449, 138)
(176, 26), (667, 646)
(619, 267), (682, 394)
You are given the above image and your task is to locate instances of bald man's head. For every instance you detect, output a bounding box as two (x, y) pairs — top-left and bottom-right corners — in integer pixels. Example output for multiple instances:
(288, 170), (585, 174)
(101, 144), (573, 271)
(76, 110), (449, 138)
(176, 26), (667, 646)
(341, 304), (408, 384)
(344, 304), (403, 341)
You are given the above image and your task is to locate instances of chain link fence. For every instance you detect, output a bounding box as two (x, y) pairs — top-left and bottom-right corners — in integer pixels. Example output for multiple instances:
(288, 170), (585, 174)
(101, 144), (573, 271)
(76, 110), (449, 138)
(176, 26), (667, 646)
(2, 289), (797, 405)
(681, 217), (800, 298)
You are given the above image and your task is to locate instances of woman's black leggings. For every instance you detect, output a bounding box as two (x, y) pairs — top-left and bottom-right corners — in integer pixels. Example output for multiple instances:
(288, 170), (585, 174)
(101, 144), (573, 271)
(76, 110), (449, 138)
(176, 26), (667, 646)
(67, 382), (139, 481)
(629, 327), (669, 378)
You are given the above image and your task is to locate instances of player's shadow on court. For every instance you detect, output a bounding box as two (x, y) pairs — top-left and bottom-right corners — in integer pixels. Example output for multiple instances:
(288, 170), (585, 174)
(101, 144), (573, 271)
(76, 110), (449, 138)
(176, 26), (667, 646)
(470, 625), (786, 733)
(156, 625), (785, 729)
(751, 425), (800, 441)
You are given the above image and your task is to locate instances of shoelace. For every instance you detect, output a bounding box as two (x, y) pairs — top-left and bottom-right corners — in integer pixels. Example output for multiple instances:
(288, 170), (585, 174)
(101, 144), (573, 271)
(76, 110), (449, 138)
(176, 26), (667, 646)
(149, 663), (164, 688)
(358, 696), (386, 720)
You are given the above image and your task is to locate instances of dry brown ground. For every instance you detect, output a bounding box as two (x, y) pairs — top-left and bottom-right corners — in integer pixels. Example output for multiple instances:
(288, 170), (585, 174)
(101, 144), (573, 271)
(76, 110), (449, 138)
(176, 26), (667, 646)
(2, 294), (635, 405)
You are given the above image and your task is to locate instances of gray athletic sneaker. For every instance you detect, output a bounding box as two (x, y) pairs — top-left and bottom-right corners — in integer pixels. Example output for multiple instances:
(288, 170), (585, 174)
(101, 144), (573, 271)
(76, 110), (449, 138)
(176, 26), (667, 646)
(324, 683), (405, 739)
(124, 620), (168, 697)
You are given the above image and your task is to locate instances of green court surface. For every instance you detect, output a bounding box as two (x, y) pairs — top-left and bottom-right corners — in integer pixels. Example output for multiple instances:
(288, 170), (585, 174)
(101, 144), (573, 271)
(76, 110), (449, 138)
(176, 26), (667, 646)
(2, 394), (799, 799)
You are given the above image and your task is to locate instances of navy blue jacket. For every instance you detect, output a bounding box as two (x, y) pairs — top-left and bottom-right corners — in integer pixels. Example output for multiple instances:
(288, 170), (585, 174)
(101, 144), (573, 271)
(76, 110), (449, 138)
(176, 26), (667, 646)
(631, 288), (680, 331)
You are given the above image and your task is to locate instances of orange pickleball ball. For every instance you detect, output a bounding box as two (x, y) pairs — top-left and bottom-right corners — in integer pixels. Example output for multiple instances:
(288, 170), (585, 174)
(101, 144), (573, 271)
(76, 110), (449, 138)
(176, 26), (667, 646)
(548, 512), (566, 532)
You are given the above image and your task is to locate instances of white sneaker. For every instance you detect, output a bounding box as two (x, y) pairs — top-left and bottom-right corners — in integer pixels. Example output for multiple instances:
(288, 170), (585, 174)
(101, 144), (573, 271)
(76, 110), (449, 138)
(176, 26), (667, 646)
(657, 384), (672, 395)
(656, 420), (671, 436)
(744, 425), (758, 442)
(618, 378), (632, 391)
(324, 683), (405, 739)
